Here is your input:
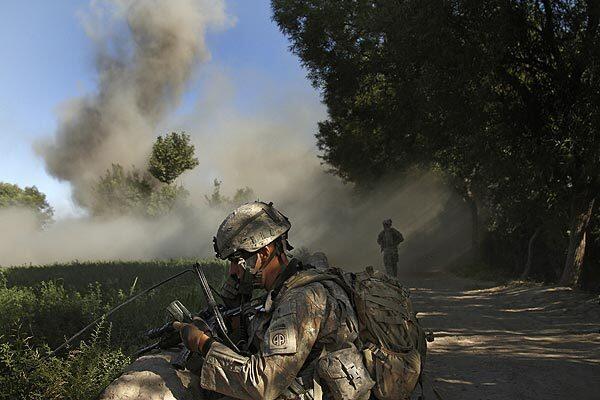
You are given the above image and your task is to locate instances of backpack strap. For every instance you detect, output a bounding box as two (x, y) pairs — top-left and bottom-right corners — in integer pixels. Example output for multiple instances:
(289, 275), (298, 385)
(283, 268), (341, 292)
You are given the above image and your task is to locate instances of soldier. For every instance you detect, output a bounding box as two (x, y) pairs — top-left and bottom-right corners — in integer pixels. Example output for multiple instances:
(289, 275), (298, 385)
(174, 201), (373, 400)
(377, 219), (404, 277)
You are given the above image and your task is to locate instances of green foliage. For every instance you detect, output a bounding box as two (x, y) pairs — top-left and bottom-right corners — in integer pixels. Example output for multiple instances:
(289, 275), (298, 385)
(232, 186), (256, 207)
(0, 182), (54, 226)
(205, 179), (256, 209)
(149, 132), (199, 184)
(92, 164), (188, 218)
(92, 132), (199, 217)
(272, 0), (600, 287)
(91, 164), (153, 217)
(147, 184), (189, 217)
(0, 259), (228, 399)
(0, 322), (130, 400)
(204, 179), (227, 208)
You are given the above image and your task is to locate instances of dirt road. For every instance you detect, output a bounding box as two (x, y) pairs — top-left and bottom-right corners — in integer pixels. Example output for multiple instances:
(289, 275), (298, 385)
(406, 271), (600, 400)
(101, 270), (600, 400)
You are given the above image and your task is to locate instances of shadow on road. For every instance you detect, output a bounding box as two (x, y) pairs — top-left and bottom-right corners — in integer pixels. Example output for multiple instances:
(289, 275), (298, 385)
(403, 271), (600, 400)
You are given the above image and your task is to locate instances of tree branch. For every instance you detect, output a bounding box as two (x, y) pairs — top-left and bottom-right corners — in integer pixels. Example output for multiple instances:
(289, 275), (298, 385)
(541, 0), (563, 69)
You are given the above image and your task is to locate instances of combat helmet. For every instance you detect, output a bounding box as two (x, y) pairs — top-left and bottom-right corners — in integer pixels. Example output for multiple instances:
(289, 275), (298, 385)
(213, 201), (292, 261)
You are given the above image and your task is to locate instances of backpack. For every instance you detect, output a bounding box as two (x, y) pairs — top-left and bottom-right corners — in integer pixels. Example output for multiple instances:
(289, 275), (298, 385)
(284, 266), (428, 400)
(340, 268), (427, 400)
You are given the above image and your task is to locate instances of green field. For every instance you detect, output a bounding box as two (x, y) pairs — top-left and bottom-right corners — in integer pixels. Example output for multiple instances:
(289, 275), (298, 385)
(0, 259), (228, 400)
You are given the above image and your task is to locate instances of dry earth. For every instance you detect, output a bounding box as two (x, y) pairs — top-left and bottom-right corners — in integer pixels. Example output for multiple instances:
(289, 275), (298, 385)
(100, 271), (600, 400)
(100, 351), (204, 400)
(406, 271), (600, 400)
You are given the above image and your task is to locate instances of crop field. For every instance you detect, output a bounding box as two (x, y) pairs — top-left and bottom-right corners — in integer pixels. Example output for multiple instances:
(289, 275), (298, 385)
(0, 259), (228, 400)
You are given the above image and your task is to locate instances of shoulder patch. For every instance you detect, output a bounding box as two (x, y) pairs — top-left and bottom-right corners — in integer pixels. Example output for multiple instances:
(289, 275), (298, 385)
(263, 317), (297, 356)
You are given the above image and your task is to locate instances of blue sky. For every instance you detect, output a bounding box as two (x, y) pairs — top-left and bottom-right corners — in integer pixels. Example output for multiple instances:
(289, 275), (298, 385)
(0, 0), (320, 217)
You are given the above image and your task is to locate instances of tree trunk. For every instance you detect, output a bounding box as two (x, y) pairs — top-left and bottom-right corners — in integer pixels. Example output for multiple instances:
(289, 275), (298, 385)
(467, 196), (479, 248)
(521, 226), (541, 279)
(464, 195), (481, 263)
(560, 192), (596, 287)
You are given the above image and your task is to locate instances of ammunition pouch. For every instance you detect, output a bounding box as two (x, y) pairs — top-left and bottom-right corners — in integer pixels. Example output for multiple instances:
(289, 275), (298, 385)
(363, 343), (421, 400)
(278, 376), (314, 400)
(317, 344), (374, 400)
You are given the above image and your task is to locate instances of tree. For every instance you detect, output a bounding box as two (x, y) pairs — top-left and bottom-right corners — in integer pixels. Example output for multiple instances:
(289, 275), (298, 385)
(205, 179), (256, 209)
(91, 164), (154, 217)
(148, 132), (199, 184)
(272, 0), (600, 287)
(91, 164), (188, 218)
(0, 183), (54, 226)
(92, 131), (200, 218)
(232, 186), (256, 207)
(204, 179), (227, 208)
(147, 184), (189, 217)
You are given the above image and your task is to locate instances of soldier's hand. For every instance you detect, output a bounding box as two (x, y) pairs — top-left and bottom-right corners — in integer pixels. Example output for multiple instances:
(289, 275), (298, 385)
(173, 320), (211, 353)
(221, 275), (243, 308)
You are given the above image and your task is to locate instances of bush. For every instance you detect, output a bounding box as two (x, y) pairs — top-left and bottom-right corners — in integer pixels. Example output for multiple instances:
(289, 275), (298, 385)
(0, 259), (228, 398)
(0, 321), (129, 400)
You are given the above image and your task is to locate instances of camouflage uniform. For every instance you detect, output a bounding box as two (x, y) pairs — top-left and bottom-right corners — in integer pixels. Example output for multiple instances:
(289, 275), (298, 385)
(305, 252), (330, 269)
(200, 259), (373, 400)
(377, 225), (404, 277)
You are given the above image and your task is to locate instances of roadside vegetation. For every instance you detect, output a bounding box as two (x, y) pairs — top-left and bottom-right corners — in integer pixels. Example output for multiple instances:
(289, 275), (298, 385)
(2, 1), (600, 396)
(272, 0), (600, 290)
(0, 259), (227, 400)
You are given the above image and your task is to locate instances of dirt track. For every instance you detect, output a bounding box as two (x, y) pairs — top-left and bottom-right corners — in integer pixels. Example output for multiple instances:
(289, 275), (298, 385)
(405, 271), (600, 400)
(100, 270), (600, 400)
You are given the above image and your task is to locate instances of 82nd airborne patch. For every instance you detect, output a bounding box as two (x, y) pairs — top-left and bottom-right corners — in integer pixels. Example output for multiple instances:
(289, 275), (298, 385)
(272, 332), (287, 347)
(264, 321), (297, 356)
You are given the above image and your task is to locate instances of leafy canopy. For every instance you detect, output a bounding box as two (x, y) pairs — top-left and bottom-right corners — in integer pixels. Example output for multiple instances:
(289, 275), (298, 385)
(92, 164), (188, 218)
(272, 0), (600, 285)
(148, 132), (199, 184)
(204, 179), (256, 209)
(91, 132), (199, 218)
(0, 183), (54, 226)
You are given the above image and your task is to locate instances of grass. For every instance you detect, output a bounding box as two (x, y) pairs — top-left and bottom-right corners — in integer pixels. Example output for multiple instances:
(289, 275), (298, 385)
(0, 259), (228, 400)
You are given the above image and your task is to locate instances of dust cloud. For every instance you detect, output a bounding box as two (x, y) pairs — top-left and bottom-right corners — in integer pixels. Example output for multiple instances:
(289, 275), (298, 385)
(0, 207), (207, 266)
(34, 0), (231, 207)
(0, 0), (472, 271)
(175, 71), (473, 271)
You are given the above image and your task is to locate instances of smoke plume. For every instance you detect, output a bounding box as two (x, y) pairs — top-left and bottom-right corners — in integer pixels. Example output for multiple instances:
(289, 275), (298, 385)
(0, 1), (472, 272)
(2, 77), (472, 269)
(35, 0), (230, 206)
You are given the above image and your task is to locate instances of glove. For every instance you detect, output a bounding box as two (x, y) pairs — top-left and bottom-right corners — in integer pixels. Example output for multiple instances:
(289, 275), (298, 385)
(191, 316), (213, 336)
(221, 273), (254, 308)
(220, 275), (243, 308)
(173, 318), (211, 353)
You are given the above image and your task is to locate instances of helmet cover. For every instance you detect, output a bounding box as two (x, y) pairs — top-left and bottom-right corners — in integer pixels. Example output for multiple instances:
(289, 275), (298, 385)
(213, 201), (291, 260)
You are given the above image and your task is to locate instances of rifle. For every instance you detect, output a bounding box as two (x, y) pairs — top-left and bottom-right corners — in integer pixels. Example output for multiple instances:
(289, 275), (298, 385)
(47, 262), (248, 371)
(136, 263), (262, 370)
(136, 298), (263, 369)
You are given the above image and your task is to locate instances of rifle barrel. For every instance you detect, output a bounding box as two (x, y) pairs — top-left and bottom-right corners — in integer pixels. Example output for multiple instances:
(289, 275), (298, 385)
(193, 263), (240, 353)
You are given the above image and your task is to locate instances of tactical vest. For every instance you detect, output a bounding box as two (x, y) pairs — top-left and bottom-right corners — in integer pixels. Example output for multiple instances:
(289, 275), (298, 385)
(283, 266), (427, 400)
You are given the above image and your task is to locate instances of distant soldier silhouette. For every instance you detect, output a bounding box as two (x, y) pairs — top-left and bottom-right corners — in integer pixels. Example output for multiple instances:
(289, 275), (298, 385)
(377, 219), (404, 277)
